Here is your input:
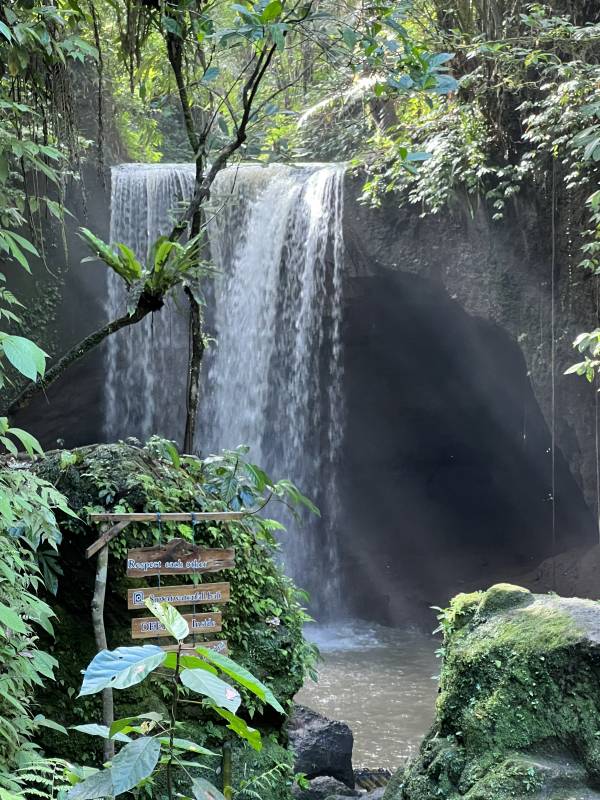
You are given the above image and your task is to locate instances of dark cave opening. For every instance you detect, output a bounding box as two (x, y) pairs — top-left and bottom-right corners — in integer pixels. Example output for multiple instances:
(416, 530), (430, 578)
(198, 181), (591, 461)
(339, 270), (596, 625)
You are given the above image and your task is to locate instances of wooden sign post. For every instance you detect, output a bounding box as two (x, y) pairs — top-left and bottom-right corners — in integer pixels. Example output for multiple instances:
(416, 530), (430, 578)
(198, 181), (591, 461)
(131, 611), (222, 639)
(85, 511), (242, 758)
(127, 582), (230, 609)
(126, 540), (235, 577)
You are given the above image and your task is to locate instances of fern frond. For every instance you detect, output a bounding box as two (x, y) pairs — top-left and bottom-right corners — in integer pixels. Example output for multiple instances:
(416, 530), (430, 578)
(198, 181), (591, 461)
(11, 758), (72, 800)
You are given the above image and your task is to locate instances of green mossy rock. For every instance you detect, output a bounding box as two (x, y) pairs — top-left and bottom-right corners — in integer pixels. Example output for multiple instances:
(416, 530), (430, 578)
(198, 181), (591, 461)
(386, 584), (600, 800)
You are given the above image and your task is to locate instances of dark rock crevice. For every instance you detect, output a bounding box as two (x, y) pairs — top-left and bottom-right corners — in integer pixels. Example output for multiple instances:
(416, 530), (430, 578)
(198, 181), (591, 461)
(338, 270), (595, 622)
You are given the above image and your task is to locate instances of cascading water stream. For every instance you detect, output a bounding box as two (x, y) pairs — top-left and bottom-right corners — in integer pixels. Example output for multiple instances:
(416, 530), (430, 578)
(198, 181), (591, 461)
(205, 163), (345, 609)
(107, 163), (195, 442)
(106, 161), (345, 613)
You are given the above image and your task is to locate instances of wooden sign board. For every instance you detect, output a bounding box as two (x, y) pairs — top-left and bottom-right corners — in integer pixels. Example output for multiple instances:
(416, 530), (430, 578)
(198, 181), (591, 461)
(161, 640), (229, 656)
(126, 539), (235, 577)
(132, 612), (222, 639)
(127, 582), (230, 610)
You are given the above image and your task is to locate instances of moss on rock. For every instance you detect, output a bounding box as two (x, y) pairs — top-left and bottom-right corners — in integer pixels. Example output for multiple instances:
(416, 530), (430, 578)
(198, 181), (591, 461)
(387, 585), (600, 800)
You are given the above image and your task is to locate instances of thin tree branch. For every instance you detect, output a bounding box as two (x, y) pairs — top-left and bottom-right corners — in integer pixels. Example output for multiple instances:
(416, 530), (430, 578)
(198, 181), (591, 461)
(6, 292), (162, 417)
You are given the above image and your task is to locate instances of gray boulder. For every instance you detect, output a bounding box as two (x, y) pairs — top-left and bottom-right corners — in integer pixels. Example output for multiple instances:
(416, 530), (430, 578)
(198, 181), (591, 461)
(324, 789), (385, 800)
(292, 776), (359, 800)
(361, 789), (386, 800)
(288, 705), (354, 787)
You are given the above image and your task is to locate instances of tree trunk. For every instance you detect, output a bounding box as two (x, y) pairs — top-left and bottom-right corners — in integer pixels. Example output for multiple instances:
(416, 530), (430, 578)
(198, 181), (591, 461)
(183, 287), (204, 453)
(91, 542), (114, 762)
(182, 162), (206, 454)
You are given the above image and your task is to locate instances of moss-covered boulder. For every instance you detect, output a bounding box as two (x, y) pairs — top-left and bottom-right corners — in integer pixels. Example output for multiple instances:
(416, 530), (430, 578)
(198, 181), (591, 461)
(386, 584), (600, 800)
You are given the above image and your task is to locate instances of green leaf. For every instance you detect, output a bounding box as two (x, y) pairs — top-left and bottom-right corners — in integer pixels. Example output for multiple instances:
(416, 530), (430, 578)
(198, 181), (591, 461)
(109, 712), (163, 739)
(164, 441), (180, 468)
(67, 770), (114, 800)
(0, 21), (12, 41)
(271, 23), (285, 50)
(0, 790), (21, 800)
(0, 601), (26, 634)
(72, 723), (132, 742)
(179, 668), (241, 712)
(78, 228), (139, 286)
(7, 231), (39, 256)
(7, 427), (43, 456)
(209, 704), (262, 750)
(262, 0), (282, 21)
(195, 645), (283, 713)
(191, 778), (226, 800)
(32, 715), (68, 735)
(201, 66), (220, 83)
(1, 335), (47, 380)
(78, 645), (166, 696)
(163, 652), (218, 673)
(111, 737), (162, 795)
(144, 599), (189, 641)
(158, 737), (218, 756)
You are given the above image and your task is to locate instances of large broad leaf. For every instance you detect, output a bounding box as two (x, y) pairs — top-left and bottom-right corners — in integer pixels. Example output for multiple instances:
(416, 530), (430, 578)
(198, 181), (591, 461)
(67, 769), (114, 800)
(0, 601), (26, 634)
(144, 599), (189, 641)
(209, 705), (262, 751)
(1, 335), (46, 380)
(195, 646), (284, 713)
(69, 738), (162, 799)
(111, 737), (161, 795)
(158, 737), (218, 756)
(79, 645), (165, 696)
(72, 723), (131, 742)
(109, 712), (163, 739)
(191, 778), (226, 800)
(163, 652), (217, 673)
(180, 668), (241, 712)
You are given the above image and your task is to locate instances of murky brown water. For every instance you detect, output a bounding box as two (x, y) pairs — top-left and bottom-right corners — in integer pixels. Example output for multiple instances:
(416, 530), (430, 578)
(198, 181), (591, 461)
(295, 623), (439, 771)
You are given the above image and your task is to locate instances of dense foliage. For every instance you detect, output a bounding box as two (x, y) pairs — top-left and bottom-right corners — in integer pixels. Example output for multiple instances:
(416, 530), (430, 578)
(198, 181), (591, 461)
(0, 0), (457, 434)
(26, 440), (317, 757)
(5, 0), (600, 796)
(65, 601), (287, 800)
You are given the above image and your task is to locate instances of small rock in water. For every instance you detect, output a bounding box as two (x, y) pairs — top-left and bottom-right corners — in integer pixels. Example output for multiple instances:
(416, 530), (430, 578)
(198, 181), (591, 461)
(291, 775), (359, 800)
(362, 789), (386, 800)
(288, 705), (354, 787)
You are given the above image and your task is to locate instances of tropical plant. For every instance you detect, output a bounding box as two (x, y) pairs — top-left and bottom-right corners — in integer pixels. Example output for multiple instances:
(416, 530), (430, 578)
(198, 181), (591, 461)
(1, 0), (459, 453)
(0, 530), (62, 780)
(5, 227), (216, 418)
(0, 757), (73, 800)
(32, 437), (318, 737)
(0, 124), (75, 784)
(66, 600), (284, 800)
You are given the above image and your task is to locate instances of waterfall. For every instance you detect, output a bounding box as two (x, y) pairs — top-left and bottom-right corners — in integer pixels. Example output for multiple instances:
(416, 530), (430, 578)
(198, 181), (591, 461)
(107, 163), (196, 442)
(107, 161), (345, 612)
(205, 163), (345, 609)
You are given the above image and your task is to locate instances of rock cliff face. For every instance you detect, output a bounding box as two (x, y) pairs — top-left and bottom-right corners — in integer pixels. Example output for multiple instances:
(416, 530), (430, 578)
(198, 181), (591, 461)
(343, 177), (598, 524)
(385, 584), (600, 800)
(339, 180), (597, 619)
